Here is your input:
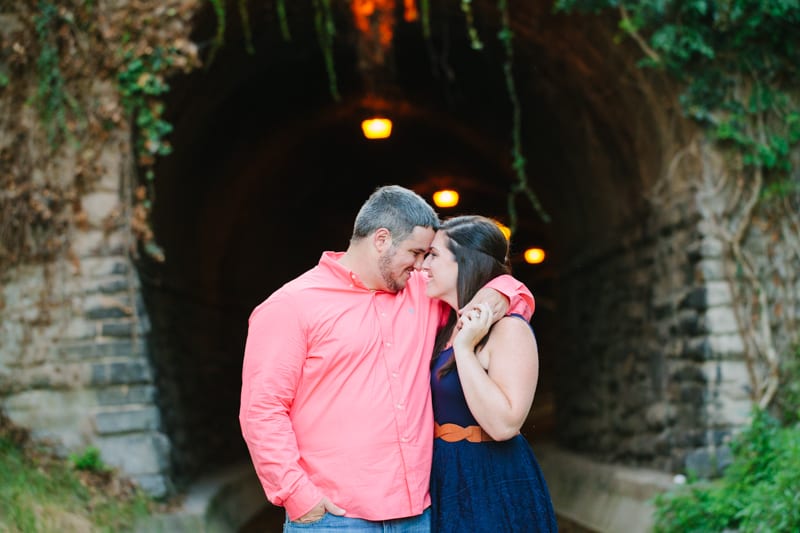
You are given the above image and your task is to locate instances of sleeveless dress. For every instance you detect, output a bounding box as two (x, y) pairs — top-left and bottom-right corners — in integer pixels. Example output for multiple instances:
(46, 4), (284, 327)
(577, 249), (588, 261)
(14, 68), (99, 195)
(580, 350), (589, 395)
(429, 318), (558, 533)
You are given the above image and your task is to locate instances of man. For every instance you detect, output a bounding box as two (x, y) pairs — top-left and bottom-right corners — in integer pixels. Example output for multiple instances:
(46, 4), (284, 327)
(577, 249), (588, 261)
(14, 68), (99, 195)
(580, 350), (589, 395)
(240, 185), (533, 531)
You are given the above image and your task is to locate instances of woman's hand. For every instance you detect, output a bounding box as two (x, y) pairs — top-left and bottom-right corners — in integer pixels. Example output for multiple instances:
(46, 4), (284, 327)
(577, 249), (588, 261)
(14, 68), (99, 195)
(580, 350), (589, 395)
(453, 302), (493, 352)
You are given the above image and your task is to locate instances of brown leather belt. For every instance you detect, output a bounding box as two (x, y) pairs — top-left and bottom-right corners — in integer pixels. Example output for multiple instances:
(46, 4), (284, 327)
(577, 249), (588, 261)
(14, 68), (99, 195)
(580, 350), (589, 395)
(434, 422), (494, 443)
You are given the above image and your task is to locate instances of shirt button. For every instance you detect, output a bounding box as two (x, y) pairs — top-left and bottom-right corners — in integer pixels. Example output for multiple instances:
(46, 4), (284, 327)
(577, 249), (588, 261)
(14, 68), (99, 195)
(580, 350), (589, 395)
(396, 401), (404, 409)
(385, 342), (392, 347)
(401, 437), (409, 442)
(391, 372), (398, 378)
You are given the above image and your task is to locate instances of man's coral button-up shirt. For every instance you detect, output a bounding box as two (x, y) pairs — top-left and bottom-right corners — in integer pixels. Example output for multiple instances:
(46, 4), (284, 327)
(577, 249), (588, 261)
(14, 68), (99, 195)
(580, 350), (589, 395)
(239, 251), (533, 521)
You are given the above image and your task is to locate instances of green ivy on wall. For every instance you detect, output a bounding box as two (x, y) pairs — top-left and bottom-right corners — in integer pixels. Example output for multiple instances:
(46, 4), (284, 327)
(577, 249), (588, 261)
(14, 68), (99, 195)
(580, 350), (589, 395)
(556, 0), (800, 194)
(33, 0), (77, 147)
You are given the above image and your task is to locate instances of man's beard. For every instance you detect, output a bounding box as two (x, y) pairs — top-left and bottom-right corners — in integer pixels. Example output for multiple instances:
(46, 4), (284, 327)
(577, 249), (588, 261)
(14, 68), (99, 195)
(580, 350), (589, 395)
(379, 247), (405, 292)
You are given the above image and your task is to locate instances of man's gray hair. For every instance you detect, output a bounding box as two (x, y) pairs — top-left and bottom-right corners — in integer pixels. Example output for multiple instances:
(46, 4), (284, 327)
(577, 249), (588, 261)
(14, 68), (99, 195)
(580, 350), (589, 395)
(352, 185), (440, 243)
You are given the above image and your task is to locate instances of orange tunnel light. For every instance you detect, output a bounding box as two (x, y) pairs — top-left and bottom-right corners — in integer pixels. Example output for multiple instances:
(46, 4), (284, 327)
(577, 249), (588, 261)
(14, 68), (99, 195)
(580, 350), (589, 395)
(361, 118), (393, 139)
(496, 222), (511, 240)
(432, 189), (459, 208)
(524, 248), (546, 264)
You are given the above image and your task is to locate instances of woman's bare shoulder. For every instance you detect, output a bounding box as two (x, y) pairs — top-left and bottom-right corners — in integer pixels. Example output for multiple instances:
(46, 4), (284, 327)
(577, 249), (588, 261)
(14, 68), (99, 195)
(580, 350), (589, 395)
(488, 315), (536, 346)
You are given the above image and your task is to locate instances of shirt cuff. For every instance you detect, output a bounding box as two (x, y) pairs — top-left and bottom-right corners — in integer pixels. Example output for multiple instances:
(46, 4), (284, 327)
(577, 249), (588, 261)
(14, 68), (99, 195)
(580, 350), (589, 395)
(283, 482), (325, 521)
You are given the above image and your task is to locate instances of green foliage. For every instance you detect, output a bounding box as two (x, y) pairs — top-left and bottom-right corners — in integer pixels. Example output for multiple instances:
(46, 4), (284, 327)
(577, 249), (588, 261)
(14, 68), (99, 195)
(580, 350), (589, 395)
(238, 0), (255, 55)
(420, 0), (431, 39)
(460, 0), (484, 50)
(775, 345), (800, 426)
(34, 0), (74, 147)
(116, 45), (174, 260)
(653, 408), (800, 533)
(69, 446), (106, 472)
(276, 0), (292, 41)
(497, 0), (550, 229)
(206, 0), (226, 66)
(117, 47), (174, 170)
(313, 0), (340, 102)
(555, 0), (800, 190)
(0, 437), (151, 532)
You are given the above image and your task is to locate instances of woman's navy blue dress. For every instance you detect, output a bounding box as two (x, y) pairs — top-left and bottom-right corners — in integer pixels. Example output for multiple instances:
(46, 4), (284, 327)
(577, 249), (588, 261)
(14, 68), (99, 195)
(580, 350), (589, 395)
(430, 338), (558, 532)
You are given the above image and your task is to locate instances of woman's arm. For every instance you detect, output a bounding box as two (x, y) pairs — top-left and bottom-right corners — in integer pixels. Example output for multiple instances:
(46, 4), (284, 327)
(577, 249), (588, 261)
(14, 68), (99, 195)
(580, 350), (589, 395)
(452, 306), (539, 441)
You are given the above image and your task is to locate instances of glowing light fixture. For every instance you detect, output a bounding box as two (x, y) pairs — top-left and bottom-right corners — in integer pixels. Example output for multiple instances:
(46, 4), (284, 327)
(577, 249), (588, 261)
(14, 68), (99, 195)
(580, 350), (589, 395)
(524, 247), (546, 264)
(496, 222), (512, 240)
(361, 117), (393, 139)
(432, 189), (459, 208)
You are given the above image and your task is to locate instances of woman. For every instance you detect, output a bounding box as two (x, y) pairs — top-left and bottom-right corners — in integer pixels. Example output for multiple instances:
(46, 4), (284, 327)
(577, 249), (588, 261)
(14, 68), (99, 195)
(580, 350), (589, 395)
(422, 215), (557, 532)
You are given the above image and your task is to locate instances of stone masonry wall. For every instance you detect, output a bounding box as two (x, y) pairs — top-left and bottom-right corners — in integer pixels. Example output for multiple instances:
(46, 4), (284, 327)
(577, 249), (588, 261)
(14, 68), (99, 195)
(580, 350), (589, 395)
(0, 125), (172, 496)
(555, 177), (753, 474)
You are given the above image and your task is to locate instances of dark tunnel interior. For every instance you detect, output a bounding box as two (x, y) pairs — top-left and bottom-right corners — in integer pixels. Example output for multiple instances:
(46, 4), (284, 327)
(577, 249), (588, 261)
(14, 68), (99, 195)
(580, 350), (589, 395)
(134, 0), (676, 488)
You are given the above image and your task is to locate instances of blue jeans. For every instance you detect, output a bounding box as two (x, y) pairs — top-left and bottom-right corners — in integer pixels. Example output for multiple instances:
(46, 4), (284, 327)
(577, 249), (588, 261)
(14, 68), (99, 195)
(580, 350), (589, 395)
(283, 508), (430, 532)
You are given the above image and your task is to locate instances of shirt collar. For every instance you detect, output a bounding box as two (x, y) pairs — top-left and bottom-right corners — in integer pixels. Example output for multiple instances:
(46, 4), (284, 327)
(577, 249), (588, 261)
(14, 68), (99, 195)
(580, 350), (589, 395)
(319, 251), (372, 290)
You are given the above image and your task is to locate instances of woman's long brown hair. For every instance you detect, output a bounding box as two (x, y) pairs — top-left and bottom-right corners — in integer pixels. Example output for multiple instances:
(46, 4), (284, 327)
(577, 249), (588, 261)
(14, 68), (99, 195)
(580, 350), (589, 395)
(432, 216), (511, 378)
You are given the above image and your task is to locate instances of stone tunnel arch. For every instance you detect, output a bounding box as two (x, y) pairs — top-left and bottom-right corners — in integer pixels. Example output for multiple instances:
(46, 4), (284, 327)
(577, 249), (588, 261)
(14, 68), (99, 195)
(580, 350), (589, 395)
(133, 0), (709, 502)
(0, 1), (781, 530)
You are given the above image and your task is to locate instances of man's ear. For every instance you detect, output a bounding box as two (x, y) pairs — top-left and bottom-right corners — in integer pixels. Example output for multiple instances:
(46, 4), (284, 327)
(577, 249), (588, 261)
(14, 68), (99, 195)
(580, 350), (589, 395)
(373, 228), (392, 253)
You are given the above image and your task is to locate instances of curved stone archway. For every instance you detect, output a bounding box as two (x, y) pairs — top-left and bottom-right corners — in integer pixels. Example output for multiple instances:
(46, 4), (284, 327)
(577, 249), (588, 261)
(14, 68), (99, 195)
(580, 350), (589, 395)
(1, 1), (763, 530)
(139, 0), (698, 486)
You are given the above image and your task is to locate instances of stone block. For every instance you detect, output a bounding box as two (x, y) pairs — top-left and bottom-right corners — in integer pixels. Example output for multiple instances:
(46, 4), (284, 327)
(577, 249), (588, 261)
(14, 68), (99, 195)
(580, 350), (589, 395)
(0, 321), (26, 364)
(96, 384), (157, 406)
(679, 383), (705, 403)
(684, 445), (733, 478)
(687, 237), (724, 260)
(705, 281), (733, 306)
(702, 360), (750, 389)
(629, 434), (660, 457)
(677, 310), (706, 335)
(670, 363), (705, 383)
(1, 268), (46, 312)
(81, 191), (120, 226)
(131, 473), (171, 499)
(94, 131), (128, 191)
(705, 307), (739, 334)
(3, 389), (98, 450)
(20, 362), (91, 389)
(672, 429), (706, 448)
(71, 229), (127, 257)
(77, 256), (130, 277)
(708, 334), (745, 356)
(682, 337), (712, 360)
(645, 403), (676, 430)
(101, 320), (139, 338)
(94, 406), (161, 435)
(653, 298), (678, 320)
(694, 259), (726, 282)
(98, 277), (132, 294)
(681, 281), (731, 310)
(680, 287), (708, 310)
(59, 339), (146, 360)
(91, 359), (152, 385)
(83, 294), (133, 319)
(51, 316), (99, 341)
(97, 432), (171, 474)
(0, 364), (14, 395)
(707, 395), (752, 426)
